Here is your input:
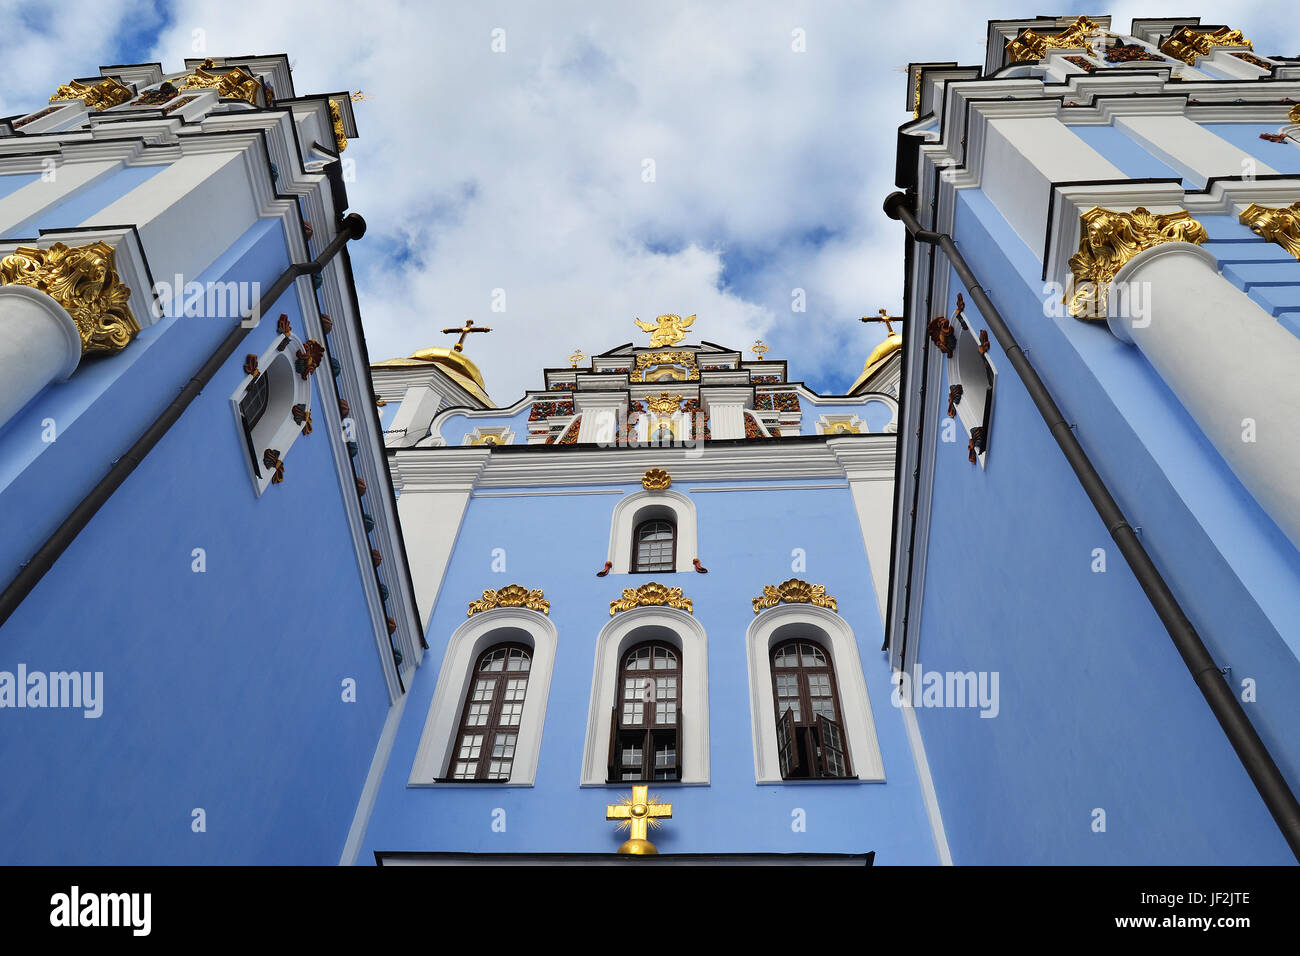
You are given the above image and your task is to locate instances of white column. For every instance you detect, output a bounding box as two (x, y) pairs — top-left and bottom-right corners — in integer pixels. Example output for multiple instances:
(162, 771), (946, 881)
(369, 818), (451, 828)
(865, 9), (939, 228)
(701, 386), (750, 439)
(1108, 241), (1300, 550)
(574, 392), (625, 445)
(0, 285), (81, 427)
(387, 384), (442, 448)
(1114, 112), (1276, 185)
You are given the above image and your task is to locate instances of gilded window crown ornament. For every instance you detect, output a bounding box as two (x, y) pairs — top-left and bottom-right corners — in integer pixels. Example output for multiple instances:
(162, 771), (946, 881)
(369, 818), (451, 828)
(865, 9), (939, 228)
(752, 578), (838, 614)
(49, 77), (133, 110)
(466, 584), (550, 617)
(641, 468), (671, 491)
(1065, 207), (1208, 320)
(1239, 202), (1300, 261)
(634, 313), (695, 347)
(609, 582), (692, 616)
(1159, 25), (1252, 65)
(328, 100), (348, 153)
(1005, 15), (1102, 63)
(178, 58), (263, 105)
(630, 350), (700, 383)
(0, 241), (139, 354)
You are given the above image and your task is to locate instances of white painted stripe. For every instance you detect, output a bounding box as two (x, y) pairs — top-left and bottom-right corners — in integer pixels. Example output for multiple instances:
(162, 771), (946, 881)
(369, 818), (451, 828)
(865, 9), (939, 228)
(339, 692), (408, 867)
(901, 701), (953, 865)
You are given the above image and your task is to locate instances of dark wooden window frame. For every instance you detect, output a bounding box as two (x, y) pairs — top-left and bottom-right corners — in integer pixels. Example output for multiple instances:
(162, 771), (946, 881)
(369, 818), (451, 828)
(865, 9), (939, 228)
(238, 371), (271, 478)
(443, 642), (532, 783)
(770, 638), (854, 780)
(630, 517), (677, 574)
(607, 640), (682, 783)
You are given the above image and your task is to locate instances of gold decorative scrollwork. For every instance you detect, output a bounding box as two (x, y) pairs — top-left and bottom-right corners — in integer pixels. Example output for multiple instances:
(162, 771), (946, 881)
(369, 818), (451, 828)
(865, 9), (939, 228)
(1239, 202), (1300, 261)
(178, 58), (263, 105)
(630, 350), (700, 383)
(1005, 15), (1102, 63)
(49, 77), (133, 110)
(644, 392), (684, 415)
(467, 584), (550, 617)
(641, 468), (671, 490)
(328, 100), (348, 153)
(1065, 207), (1208, 320)
(610, 582), (692, 616)
(0, 242), (138, 353)
(1159, 25), (1252, 65)
(752, 578), (838, 614)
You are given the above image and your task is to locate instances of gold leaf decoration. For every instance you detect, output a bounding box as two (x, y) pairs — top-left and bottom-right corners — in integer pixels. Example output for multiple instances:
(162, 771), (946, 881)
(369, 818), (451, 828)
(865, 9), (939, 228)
(1065, 207), (1208, 320)
(610, 582), (693, 616)
(467, 584), (549, 617)
(1005, 15), (1102, 63)
(1160, 25), (1252, 65)
(328, 100), (348, 153)
(1239, 202), (1300, 261)
(49, 77), (133, 110)
(178, 58), (263, 105)
(0, 241), (138, 354)
(645, 392), (683, 415)
(641, 468), (671, 491)
(752, 578), (838, 614)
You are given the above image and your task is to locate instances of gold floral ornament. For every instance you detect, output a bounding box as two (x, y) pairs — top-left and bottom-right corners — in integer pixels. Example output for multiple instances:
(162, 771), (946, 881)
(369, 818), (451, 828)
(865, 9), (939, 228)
(1005, 15), (1102, 63)
(0, 242), (138, 354)
(634, 313), (695, 347)
(641, 468), (671, 491)
(1239, 202), (1300, 261)
(466, 584), (549, 617)
(645, 392), (684, 415)
(49, 77), (133, 110)
(328, 100), (347, 153)
(1290, 104), (1300, 126)
(1160, 25), (1252, 65)
(752, 579), (838, 614)
(178, 59), (263, 105)
(610, 582), (692, 616)
(1065, 207), (1208, 320)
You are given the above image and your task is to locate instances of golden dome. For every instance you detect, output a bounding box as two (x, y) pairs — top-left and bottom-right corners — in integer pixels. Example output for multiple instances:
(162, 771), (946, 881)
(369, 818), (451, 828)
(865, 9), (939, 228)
(374, 346), (493, 406)
(850, 331), (901, 393)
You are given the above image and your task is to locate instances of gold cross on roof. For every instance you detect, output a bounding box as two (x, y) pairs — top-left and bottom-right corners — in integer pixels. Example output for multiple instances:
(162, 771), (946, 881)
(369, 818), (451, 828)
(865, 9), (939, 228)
(568, 349), (587, 368)
(862, 308), (901, 335)
(440, 319), (492, 352)
(751, 339), (769, 361)
(606, 784), (672, 855)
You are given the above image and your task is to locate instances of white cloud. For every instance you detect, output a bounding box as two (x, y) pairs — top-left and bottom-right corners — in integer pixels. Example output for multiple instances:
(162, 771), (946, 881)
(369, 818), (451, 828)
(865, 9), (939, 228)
(10, 1), (1298, 400)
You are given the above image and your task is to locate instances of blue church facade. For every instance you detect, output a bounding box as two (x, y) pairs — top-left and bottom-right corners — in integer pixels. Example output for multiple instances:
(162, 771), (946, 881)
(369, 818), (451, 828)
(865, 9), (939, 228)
(3, 13), (1300, 866)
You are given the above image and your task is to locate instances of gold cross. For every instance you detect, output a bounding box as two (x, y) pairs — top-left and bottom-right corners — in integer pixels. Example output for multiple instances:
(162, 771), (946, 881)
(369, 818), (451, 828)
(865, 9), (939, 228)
(440, 319), (492, 352)
(351, 91), (368, 102)
(751, 339), (769, 361)
(606, 784), (672, 854)
(861, 308), (901, 335)
(568, 349), (587, 368)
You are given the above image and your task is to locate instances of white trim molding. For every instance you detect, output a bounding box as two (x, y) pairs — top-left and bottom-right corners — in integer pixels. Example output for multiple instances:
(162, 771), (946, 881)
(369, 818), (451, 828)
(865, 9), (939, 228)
(607, 488), (698, 574)
(745, 604), (884, 784)
(408, 607), (557, 787)
(229, 333), (311, 497)
(580, 606), (710, 786)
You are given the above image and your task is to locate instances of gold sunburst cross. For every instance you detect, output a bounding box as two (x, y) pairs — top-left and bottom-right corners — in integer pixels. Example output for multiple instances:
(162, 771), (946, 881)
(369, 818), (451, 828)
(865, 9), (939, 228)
(606, 785), (672, 855)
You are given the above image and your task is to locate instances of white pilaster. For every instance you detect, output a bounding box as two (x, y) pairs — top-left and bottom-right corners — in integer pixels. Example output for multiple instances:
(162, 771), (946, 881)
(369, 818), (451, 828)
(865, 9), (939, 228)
(574, 391), (625, 445)
(1114, 112), (1277, 185)
(700, 386), (751, 439)
(1109, 241), (1300, 551)
(387, 384), (443, 448)
(0, 160), (123, 235)
(0, 285), (80, 427)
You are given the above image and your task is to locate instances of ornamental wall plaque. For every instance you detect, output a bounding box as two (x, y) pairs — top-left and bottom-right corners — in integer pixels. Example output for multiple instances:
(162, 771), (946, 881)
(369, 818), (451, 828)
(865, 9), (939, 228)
(1239, 202), (1300, 260)
(752, 579), (838, 614)
(610, 582), (692, 616)
(467, 584), (550, 617)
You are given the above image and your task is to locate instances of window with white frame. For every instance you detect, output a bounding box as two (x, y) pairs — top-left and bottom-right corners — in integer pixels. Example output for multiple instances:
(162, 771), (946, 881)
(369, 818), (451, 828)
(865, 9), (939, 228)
(229, 333), (312, 495)
(581, 608), (709, 785)
(607, 489), (697, 574)
(409, 608), (557, 787)
(745, 605), (884, 784)
(946, 313), (995, 465)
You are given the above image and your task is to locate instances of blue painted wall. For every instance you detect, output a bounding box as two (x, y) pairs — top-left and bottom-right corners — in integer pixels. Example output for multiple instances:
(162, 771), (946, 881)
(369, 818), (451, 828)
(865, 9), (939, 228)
(3, 162), (166, 238)
(0, 218), (390, 864)
(909, 187), (1300, 864)
(359, 472), (938, 863)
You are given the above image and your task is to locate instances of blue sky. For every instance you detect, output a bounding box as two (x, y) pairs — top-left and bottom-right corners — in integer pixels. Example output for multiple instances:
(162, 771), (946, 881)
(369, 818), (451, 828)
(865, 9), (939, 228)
(3, 1), (1298, 400)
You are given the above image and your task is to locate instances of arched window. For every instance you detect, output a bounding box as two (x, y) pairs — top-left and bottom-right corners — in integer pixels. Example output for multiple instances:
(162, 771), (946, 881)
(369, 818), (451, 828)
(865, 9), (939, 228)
(609, 641), (680, 781)
(449, 644), (532, 781)
(770, 638), (851, 779)
(229, 333), (312, 496)
(631, 518), (676, 573)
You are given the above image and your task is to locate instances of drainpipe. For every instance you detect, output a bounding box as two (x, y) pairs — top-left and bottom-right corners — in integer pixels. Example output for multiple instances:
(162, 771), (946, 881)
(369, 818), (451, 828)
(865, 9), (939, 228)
(884, 190), (1300, 861)
(0, 213), (367, 628)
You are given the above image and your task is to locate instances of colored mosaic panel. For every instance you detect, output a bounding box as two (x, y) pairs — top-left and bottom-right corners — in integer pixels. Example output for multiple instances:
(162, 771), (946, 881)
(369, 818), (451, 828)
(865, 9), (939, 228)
(529, 400), (574, 421)
(1105, 45), (1164, 63)
(13, 106), (61, 128)
(1065, 56), (1097, 73)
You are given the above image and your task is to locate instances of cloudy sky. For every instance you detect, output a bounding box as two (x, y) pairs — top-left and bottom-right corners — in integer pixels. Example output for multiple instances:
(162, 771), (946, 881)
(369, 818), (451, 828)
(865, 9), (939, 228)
(3, 1), (1297, 400)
